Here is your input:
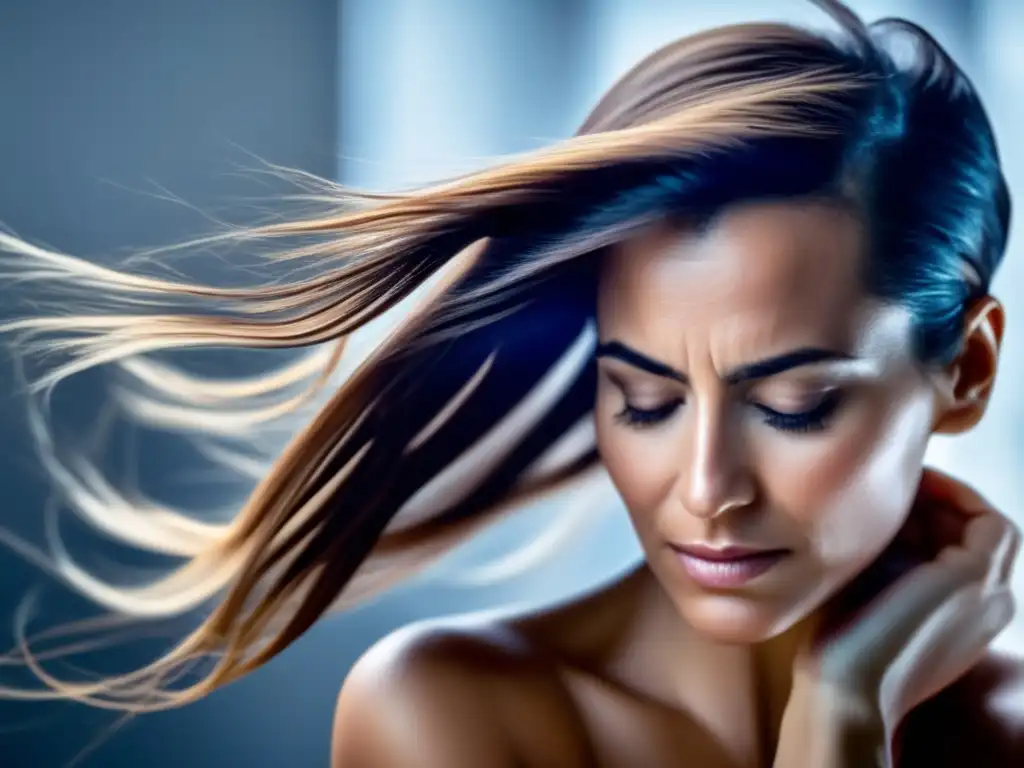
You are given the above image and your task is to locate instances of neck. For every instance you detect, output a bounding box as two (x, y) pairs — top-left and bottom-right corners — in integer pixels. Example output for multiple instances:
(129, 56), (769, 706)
(753, 617), (816, 763)
(615, 565), (818, 767)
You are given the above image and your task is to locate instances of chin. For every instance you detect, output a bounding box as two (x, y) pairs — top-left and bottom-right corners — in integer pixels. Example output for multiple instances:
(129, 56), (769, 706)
(680, 594), (799, 645)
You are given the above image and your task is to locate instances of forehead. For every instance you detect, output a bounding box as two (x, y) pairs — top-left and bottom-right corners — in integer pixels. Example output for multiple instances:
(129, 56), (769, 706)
(598, 201), (879, 353)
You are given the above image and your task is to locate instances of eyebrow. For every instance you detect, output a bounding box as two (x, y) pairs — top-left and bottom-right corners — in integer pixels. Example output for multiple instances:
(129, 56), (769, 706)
(594, 341), (855, 385)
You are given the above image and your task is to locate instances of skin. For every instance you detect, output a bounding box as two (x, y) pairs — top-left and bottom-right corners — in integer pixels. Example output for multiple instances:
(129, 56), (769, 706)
(331, 200), (1022, 767)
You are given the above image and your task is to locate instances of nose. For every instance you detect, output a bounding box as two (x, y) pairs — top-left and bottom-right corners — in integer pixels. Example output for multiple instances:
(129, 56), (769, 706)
(680, 403), (756, 519)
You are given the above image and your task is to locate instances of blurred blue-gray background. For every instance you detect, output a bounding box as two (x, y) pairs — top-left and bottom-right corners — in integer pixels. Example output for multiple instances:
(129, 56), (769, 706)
(0, 1), (1020, 765)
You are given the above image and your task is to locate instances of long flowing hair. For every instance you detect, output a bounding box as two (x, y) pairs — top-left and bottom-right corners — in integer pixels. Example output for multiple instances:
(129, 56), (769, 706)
(0, 1), (1008, 710)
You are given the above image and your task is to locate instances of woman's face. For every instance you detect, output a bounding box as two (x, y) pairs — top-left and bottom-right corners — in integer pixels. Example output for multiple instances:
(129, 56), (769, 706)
(595, 201), (940, 643)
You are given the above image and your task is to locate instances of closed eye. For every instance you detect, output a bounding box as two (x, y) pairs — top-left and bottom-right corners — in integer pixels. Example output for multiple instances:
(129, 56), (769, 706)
(615, 399), (683, 429)
(751, 389), (844, 433)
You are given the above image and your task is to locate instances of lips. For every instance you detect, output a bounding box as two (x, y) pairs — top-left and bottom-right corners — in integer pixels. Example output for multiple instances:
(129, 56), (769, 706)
(675, 544), (783, 560)
(670, 543), (791, 588)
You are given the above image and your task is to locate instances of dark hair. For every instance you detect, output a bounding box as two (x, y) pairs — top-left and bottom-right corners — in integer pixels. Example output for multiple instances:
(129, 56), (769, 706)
(507, 12), (1011, 366)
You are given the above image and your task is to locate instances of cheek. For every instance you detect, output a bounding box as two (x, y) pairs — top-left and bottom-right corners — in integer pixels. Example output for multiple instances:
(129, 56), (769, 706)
(595, 397), (684, 530)
(763, 385), (934, 564)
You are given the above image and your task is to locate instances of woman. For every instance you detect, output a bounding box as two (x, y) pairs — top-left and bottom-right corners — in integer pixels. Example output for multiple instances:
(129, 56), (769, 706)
(0, 0), (1020, 765)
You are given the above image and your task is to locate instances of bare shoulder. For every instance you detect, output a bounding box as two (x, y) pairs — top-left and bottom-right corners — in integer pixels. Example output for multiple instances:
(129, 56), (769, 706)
(899, 650), (1024, 766)
(330, 619), (592, 768)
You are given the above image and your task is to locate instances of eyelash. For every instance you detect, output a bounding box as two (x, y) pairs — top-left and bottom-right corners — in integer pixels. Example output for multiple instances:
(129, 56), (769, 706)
(753, 389), (844, 433)
(615, 400), (683, 429)
(615, 390), (844, 434)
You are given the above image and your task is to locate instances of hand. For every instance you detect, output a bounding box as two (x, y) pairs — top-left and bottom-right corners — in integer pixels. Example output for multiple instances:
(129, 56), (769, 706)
(795, 469), (1019, 737)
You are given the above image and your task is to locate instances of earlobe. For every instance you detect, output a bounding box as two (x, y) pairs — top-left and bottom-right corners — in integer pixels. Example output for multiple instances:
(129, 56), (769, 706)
(932, 296), (1004, 435)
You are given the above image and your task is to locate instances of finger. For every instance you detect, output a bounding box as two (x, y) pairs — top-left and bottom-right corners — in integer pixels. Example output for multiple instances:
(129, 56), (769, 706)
(913, 471), (1003, 556)
(817, 561), (976, 690)
(932, 519), (1000, 590)
(926, 588), (1013, 693)
(958, 510), (1021, 589)
(919, 468), (993, 516)
(894, 587), (1014, 715)
(963, 511), (1008, 552)
(816, 545), (924, 639)
(907, 499), (967, 556)
(998, 521), (1021, 585)
(826, 506), (967, 634)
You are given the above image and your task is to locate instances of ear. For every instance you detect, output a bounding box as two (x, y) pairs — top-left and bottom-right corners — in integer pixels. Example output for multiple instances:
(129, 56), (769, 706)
(931, 296), (1005, 435)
